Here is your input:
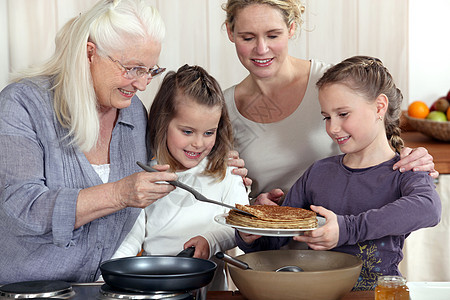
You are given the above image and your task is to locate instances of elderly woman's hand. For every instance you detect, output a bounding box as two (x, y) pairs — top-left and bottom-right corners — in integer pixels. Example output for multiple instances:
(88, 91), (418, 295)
(113, 164), (177, 209)
(394, 146), (439, 178)
(75, 165), (177, 229)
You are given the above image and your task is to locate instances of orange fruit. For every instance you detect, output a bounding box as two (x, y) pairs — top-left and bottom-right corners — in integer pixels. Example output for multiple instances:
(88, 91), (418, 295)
(408, 101), (429, 119)
(447, 107), (450, 121)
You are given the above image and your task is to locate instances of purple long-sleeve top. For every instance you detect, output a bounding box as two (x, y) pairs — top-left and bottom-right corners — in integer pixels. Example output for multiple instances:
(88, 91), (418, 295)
(237, 154), (441, 290)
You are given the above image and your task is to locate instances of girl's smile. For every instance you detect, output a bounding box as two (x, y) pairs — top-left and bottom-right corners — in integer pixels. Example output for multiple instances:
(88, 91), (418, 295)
(319, 83), (393, 168)
(184, 150), (202, 159)
(336, 135), (351, 145)
(167, 96), (221, 171)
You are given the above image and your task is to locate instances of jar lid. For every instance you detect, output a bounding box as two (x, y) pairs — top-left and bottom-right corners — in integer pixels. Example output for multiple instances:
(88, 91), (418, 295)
(377, 275), (407, 287)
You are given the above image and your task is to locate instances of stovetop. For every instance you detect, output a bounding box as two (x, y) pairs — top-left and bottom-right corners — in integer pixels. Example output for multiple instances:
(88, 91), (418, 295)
(72, 283), (105, 299)
(0, 282), (199, 300)
(73, 283), (196, 299)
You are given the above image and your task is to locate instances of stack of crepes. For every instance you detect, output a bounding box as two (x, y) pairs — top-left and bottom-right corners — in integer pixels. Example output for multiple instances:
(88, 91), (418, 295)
(226, 204), (318, 229)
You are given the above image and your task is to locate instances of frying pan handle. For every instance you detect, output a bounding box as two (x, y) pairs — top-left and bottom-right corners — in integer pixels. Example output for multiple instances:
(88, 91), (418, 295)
(176, 246), (196, 258)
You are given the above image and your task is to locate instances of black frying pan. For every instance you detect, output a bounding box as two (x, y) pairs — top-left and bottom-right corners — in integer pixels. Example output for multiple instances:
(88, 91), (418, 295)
(100, 247), (217, 292)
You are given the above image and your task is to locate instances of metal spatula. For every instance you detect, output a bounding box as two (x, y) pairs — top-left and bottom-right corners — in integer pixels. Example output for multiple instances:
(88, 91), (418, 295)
(136, 161), (255, 217)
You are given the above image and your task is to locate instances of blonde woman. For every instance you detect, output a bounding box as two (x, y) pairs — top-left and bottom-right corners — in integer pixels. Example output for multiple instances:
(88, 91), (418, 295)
(223, 0), (437, 205)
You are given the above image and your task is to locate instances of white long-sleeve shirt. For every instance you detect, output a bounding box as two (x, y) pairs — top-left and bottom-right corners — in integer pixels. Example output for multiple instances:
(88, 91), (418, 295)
(112, 158), (249, 290)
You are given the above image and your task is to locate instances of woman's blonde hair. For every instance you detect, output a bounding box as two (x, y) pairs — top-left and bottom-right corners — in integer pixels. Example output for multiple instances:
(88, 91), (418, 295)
(223, 0), (305, 35)
(316, 56), (404, 153)
(147, 65), (234, 181)
(13, 0), (165, 152)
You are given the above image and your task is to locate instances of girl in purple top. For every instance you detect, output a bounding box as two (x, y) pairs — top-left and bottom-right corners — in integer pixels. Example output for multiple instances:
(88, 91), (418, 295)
(236, 56), (441, 290)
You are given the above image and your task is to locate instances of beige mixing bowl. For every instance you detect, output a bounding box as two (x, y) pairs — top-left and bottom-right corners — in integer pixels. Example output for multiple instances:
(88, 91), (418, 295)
(227, 250), (362, 300)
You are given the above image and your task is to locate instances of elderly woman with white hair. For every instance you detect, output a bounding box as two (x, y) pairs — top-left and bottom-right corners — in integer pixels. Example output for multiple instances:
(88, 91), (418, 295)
(0, 0), (176, 284)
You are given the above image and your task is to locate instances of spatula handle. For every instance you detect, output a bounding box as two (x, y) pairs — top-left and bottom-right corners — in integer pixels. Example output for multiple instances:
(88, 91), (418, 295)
(136, 161), (255, 217)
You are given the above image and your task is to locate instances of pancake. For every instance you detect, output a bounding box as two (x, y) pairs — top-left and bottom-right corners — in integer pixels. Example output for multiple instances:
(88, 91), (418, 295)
(226, 204), (318, 229)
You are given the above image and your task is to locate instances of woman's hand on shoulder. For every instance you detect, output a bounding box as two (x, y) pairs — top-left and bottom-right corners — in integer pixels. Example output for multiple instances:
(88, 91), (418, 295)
(113, 164), (176, 209)
(253, 189), (284, 205)
(293, 205), (339, 250)
(228, 150), (252, 187)
(394, 146), (439, 178)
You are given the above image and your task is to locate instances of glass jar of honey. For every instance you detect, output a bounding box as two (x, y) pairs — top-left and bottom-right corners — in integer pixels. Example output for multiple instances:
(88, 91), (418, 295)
(375, 275), (410, 300)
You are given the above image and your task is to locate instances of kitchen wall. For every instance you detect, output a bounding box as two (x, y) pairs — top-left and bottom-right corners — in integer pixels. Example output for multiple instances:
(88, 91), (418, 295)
(0, 0), (449, 283)
(409, 0), (450, 105)
(0, 0), (8, 89)
(2, 0), (448, 109)
(402, 2), (450, 281)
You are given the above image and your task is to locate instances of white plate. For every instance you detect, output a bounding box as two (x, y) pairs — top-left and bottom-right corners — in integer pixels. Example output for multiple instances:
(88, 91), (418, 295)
(407, 282), (450, 300)
(214, 213), (325, 237)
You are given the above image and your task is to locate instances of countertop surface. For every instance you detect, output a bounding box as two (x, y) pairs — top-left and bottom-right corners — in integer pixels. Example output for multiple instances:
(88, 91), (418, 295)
(56, 282), (450, 299)
(207, 290), (373, 299)
(401, 131), (450, 174)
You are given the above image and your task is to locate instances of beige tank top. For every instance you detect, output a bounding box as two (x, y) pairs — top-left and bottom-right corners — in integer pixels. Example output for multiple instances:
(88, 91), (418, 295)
(224, 59), (340, 198)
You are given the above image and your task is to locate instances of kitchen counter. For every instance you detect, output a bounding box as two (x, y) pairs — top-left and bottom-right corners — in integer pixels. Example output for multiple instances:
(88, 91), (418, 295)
(401, 131), (450, 174)
(33, 284), (374, 299)
(207, 291), (373, 299)
(10, 282), (448, 300)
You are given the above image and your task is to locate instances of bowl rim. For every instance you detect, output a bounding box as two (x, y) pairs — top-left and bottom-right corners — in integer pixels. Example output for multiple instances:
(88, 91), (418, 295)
(228, 250), (363, 274)
(227, 263), (363, 274)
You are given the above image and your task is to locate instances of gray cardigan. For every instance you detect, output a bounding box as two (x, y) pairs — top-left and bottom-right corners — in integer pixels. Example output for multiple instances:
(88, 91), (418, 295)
(0, 76), (147, 283)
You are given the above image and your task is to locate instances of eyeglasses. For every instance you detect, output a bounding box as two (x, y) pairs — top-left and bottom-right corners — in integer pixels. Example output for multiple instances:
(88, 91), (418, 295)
(108, 56), (166, 80)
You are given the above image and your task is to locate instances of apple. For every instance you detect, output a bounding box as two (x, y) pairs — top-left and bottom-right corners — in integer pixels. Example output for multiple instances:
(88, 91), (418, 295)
(426, 111), (447, 122)
(435, 97), (450, 113)
(447, 89), (450, 101)
(429, 100), (437, 112)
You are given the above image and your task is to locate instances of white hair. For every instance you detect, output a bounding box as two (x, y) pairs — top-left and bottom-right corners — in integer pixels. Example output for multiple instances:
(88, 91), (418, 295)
(14, 0), (165, 152)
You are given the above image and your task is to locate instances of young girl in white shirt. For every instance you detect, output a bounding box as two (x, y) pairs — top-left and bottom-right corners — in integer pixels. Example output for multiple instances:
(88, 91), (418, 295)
(112, 64), (249, 290)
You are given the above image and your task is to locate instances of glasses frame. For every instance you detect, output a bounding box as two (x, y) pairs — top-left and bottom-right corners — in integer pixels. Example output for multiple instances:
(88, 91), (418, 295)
(107, 55), (166, 80)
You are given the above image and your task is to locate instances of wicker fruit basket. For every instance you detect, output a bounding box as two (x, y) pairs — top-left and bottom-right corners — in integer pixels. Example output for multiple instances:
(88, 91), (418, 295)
(405, 116), (450, 142)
